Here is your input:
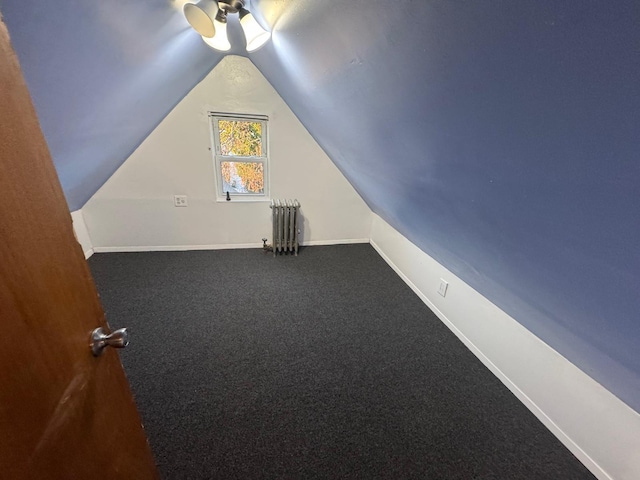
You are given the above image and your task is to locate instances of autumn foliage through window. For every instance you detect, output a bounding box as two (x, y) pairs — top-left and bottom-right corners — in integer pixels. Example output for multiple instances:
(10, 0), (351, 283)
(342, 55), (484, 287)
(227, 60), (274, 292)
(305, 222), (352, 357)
(211, 115), (268, 197)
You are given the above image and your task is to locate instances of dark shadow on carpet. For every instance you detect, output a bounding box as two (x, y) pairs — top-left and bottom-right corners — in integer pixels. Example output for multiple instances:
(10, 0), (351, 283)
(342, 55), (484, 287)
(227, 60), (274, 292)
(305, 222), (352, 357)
(89, 244), (594, 479)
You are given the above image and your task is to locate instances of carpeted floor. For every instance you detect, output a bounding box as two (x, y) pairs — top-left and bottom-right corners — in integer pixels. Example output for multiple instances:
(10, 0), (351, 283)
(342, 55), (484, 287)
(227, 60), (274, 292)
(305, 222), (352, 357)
(89, 244), (594, 479)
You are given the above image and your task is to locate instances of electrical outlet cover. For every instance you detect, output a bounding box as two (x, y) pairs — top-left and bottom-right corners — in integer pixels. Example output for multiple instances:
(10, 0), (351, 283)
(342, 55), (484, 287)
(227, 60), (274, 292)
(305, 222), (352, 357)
(174, 195), (188, 207)
(438, 279), (448, 297)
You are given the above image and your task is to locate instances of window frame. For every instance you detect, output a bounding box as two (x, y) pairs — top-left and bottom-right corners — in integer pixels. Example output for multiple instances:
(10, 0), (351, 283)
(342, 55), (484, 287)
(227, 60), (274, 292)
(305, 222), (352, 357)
(208, 113), (270, 202)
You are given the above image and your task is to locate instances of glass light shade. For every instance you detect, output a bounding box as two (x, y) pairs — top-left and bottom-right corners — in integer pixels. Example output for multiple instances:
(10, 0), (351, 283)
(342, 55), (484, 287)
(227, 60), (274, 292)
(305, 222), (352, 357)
(183, 0), (218, 38)
(202, 20), (231, 51)
(240, 12), (271, 52)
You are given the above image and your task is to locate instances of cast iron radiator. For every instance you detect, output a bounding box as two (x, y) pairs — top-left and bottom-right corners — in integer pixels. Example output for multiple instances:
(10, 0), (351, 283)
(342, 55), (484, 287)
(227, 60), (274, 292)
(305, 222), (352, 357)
(270, 199), (300, 256)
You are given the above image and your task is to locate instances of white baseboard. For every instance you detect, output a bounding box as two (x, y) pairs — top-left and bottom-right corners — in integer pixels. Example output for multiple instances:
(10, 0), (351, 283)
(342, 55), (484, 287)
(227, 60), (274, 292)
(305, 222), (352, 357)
(84, 248), (94, 259)
(301, 238), (370, 246)
(369, 214), (640, 480)
(91, 238), (369, 254)
(93, 243), (263, 253)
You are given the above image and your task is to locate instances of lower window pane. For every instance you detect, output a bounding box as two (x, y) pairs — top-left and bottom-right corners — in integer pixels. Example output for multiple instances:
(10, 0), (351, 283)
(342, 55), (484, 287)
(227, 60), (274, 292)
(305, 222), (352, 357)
(221, 161), (264, 194)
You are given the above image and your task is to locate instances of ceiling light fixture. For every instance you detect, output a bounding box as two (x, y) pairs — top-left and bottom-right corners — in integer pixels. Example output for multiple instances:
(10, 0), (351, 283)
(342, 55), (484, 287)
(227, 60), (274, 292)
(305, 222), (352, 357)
(183, 0), (271, 52)
(202, 9), (231, 51)
(238, 7), (270, 52)
(183, 0), (218, 38)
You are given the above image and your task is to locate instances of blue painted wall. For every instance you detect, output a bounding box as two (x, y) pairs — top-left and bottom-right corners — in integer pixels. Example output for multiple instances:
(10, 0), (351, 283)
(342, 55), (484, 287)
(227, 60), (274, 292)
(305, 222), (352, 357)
(2, 0), (639, 412)
(251, 0), (640, 411)
(0, 0), (235, 209)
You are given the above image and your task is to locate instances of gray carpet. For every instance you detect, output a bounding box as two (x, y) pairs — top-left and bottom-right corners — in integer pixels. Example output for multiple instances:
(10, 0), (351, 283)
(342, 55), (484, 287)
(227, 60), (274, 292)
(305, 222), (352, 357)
(89, 244), (594, 479)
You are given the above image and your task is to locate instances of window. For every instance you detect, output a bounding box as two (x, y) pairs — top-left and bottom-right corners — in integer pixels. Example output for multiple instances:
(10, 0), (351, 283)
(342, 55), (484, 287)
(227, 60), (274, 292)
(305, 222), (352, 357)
(209, 113), (269, 200)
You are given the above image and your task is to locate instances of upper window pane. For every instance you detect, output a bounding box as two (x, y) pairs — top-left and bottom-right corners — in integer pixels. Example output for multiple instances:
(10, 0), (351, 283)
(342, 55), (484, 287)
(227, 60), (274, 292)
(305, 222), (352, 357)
(218, 119), (262, 156)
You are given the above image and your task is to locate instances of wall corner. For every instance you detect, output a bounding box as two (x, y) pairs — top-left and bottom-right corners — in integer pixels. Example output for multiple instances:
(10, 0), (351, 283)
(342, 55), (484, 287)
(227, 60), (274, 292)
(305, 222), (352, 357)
(71, 209), (94, 259)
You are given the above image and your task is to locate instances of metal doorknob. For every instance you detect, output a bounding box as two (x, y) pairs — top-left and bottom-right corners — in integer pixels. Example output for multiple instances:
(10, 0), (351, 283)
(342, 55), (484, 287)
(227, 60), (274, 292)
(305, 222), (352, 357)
(90, 327), (129, 357)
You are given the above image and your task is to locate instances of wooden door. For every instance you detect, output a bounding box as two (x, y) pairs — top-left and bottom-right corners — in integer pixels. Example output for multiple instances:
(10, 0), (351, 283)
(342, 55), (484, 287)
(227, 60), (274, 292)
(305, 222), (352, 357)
(0, 19), (158, 479)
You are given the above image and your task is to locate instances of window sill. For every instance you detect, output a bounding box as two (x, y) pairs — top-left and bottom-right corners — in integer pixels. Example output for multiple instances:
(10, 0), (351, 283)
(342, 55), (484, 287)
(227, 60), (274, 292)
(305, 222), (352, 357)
(215, 196), (271, 203)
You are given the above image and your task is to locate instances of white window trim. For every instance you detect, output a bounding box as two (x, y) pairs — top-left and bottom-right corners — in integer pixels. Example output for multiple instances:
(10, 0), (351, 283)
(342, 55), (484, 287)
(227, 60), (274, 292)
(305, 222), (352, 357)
(208, 113), (270, 202)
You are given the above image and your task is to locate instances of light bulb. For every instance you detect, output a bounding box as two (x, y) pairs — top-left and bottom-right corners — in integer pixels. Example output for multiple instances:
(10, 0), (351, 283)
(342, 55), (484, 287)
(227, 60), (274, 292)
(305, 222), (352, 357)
(239, 8), (271, 52)
(202, 19), (230, 51)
